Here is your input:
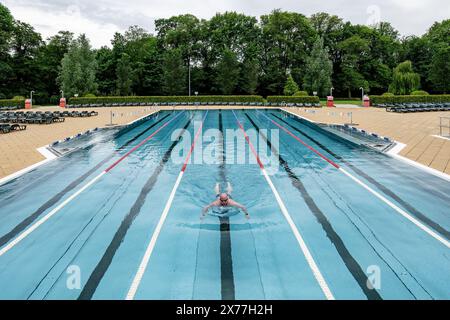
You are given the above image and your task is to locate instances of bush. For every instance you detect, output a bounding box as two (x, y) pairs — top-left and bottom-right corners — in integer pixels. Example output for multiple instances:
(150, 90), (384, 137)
(381, 92), (395, 96)
(69, 95), (265, 105)
(267, 96), (320, 103)
(0, 99), (25, 107)
(83, 93), (97, 98)
(294, 91), (308, 96)
(12, 96), (26, 100)
(371, 94), (450, 105)
(411, 90), (429, 95)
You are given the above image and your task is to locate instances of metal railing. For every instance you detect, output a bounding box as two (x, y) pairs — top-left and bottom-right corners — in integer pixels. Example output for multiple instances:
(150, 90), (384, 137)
(439, 116), (450, 137)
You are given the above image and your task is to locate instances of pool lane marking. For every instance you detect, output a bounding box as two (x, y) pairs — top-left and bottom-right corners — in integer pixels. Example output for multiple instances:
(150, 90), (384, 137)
(78, 118), (193, 300)
(232, 110), (334, 301)
(0, 113), (173, 249)
(218, 110), (236, 300)
(271, 112), (450, 240)
(126, 111), (208, 300)
(0, 111), (185, 258)
(257, 110), (450, 249)
(245, 113), (382, 299)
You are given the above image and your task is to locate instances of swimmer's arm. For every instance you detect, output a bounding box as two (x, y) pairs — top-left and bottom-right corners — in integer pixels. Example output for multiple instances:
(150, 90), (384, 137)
(202, 201), (219, 214)
(229, 200), (250, 218)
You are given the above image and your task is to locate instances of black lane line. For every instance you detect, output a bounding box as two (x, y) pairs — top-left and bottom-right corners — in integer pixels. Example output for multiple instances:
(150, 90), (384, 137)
(246, 112), (382, 300)
(218, 110), (236, 300)
(0, 112), (173, 248)
(282, 110), (450, 202)
(270, 112), (450, 240)
(78, 118), (192, 300)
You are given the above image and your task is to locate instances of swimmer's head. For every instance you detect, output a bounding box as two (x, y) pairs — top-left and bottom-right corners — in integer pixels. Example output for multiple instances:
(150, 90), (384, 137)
(219, 193), (229, 205)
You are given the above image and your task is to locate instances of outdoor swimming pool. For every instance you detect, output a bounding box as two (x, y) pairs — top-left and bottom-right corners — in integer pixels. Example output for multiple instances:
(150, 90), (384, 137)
(0, 109), (449, 300)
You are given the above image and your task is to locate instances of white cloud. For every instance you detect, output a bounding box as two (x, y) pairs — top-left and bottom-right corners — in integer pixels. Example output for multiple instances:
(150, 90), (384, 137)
(3, 0), (449, 48)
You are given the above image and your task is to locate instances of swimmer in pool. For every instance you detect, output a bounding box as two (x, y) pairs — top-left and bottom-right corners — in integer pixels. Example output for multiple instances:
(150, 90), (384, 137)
(202, 182), (250, 219)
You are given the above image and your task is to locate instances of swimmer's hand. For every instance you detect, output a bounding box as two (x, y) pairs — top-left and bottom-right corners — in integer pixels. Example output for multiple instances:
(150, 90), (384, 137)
(201, 207), (208, 220)
(244, 212), (250, 220)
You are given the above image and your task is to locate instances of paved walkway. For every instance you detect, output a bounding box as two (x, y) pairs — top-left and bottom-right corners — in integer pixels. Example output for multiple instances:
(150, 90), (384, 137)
(1, 106), (450, 179)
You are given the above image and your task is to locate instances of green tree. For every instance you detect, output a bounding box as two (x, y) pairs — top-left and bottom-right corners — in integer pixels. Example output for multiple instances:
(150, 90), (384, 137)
(429, 45), (450, 93)
(95, 46), (115, 95)
(162, 48), (186, 95)
(388, 60), (420, 95)
(303, 37), (333, 97)
(240, 56), (259, 94)
(337, 35), (369, 97)
(0, 4), (15, 96)
(58, 34), (97, 97)
(37, 31), (74, 97)
(215, 48), (240, 94)
(283, 74), (299, 96)
(260, 10), (317, 95)
(116, 53), (134, 95)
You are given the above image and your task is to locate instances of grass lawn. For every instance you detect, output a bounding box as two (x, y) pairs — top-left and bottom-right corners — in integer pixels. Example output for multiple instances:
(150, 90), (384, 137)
(320, 99), (363, 106)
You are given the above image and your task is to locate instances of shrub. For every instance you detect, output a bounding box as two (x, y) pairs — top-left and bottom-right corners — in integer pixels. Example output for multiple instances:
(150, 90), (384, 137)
(381, 92), (394, 96)
(0, 99), (25, 107)
(294, 91), (308, 96)
(411, 90), (429, 95)
(83, 93), (96, 98)
(371, 94), (450, 105)
(12, 96), (26, 100)
(283, 75), (299, 96)
(267, 96), (320, 104)
(69, 95), (265, 105)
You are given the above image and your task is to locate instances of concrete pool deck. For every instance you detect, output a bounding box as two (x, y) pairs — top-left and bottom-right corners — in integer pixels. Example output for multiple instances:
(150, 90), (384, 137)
(1, 105), (450, 179)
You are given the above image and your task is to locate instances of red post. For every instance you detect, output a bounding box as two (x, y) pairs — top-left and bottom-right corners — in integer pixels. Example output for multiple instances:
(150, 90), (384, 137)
(363, 95), (370, 107)
(59, 98), (66, 108)
(326, 96), (335, 107)
(25, 99), (32, 109)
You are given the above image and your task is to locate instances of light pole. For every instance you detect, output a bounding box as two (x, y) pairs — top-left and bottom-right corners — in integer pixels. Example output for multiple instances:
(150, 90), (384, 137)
(330, 87), (334, 96)
(30, 90), (35, 107)
(359, 87), (364, 101)
(188, 57), (191, 97)
(60, 90), (64, 98)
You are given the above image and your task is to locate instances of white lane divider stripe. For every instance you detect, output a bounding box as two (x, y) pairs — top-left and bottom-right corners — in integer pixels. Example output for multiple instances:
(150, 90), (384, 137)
(232, 110), (334, 300)
(0, 172), (106, 257)
(0, 112), (184, 257)
(126, 111), (208, 300)
(339, 168), (450, 249)
(266, 112), (450, 249)
(126, 171), (184, 300)
(261, 168), (335, 300)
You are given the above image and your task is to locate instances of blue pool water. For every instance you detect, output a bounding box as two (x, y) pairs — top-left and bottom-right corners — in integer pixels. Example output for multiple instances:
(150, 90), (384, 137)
(0, 109), (449, 300)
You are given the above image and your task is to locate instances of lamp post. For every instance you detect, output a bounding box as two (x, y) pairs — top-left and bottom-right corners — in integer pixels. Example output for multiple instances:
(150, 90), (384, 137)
(188, 56), (191, 97)
(60, 90), (64, 98)
(359, 87), (364, 101)
(330, 87), (334, 96)
(30, 90), (35, 107)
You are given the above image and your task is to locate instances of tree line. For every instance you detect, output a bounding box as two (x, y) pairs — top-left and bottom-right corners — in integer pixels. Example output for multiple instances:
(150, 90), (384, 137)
(1, 3), (449, 104)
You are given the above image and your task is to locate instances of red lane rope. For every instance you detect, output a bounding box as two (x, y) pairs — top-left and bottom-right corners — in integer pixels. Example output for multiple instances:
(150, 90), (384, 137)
(181, 111), (209, 172)
(232, 110), (264, 169)
(257, 110), (340, 169)
(105, 111), (185, 173)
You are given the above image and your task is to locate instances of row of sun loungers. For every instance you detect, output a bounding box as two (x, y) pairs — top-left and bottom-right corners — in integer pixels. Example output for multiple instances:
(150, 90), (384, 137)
(67, 102), (322, 108)
(375, 103), (450, 113)
(0, 123), (26, 134)
(0, 110), (98, 124)
(0, 110), (98, 134)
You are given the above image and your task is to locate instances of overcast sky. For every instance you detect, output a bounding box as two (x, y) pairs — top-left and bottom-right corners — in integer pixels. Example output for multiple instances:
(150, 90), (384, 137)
(3, 0), (449, 48)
